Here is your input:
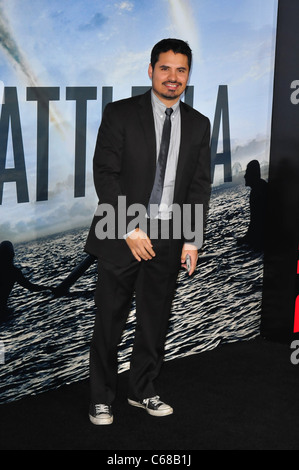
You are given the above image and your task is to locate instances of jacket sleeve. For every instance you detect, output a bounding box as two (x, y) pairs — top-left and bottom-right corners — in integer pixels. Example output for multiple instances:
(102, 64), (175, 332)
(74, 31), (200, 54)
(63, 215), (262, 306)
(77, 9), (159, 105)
(184, 118), (211, 247)
(93, 102), (124, 207)
(92, 102), (141, 239)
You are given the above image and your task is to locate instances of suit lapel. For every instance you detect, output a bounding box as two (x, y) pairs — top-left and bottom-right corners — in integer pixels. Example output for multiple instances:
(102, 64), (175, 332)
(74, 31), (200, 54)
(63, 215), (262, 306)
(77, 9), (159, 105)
(137, 91), (157, 181)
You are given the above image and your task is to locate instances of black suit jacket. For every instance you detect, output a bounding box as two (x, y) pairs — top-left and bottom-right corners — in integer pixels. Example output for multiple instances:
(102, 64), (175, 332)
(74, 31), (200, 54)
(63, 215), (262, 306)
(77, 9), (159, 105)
(85, 90), (211, 270)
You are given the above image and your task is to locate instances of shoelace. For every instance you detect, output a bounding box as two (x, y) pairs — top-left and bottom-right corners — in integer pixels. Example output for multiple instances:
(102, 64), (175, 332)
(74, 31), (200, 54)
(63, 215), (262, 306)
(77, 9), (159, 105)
(95, 404), (110, 414)
(143, 395), (162, 407)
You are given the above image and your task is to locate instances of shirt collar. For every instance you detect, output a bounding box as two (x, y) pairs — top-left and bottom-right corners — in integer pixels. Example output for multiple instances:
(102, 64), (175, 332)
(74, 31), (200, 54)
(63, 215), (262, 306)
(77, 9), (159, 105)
(151, 89), (180, 119)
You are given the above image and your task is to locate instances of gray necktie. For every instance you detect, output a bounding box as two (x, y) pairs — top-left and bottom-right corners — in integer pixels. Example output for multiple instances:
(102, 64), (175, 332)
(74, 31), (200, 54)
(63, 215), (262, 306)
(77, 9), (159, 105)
(147, 107), (173, 218)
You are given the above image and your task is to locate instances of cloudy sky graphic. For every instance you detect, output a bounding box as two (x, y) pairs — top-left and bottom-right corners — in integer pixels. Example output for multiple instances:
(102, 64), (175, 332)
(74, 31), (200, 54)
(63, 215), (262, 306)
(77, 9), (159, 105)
(0, 0), (278, 243)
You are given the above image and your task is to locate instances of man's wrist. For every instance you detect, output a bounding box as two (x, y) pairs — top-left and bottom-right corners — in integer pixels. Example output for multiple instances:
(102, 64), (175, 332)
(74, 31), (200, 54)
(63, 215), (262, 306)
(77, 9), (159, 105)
(123, 229), (136, 240)
(183, 243), (198, 251)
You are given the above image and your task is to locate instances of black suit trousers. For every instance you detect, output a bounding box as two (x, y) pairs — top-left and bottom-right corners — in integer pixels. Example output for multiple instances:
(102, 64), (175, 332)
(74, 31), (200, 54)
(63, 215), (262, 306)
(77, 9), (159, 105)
(89, 227), (180, 405)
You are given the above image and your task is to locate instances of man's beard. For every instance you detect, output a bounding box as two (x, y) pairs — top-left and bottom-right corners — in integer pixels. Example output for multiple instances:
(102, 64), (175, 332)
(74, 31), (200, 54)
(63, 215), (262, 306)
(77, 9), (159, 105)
(158, 81), (183, 100)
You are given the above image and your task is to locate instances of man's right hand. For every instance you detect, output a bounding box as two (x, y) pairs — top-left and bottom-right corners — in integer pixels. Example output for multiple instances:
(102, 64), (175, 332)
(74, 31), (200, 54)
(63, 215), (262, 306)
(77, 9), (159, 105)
(125, 228), (156, 262)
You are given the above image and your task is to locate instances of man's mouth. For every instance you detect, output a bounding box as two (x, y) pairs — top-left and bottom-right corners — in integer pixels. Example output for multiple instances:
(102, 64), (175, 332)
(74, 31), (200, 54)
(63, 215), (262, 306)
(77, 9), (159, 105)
(163, 82), (181, 91)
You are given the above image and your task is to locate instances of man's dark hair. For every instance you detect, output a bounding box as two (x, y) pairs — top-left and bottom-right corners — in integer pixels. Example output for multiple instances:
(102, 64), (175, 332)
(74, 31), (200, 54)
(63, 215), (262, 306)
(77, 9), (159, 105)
(150, 38), (192, 71)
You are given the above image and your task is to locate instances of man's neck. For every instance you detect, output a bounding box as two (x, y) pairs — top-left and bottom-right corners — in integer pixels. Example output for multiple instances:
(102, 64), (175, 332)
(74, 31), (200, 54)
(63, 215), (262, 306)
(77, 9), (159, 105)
(151, 89), (181, 108)
(151, 89), (181, 110)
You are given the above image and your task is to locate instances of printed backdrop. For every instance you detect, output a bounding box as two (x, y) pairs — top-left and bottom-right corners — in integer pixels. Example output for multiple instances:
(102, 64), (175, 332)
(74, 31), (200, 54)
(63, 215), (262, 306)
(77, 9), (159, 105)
(0, 0), (278, 403)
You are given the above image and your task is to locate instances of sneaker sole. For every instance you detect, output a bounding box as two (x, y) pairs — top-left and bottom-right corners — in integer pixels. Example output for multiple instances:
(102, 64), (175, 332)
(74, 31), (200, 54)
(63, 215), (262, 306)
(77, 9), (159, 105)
(128, 399), (173, 417)
(89, 413), (113, 425)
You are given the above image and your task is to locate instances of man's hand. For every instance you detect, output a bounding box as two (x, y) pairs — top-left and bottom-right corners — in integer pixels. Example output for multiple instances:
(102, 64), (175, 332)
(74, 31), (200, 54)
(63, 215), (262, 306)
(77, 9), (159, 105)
(181, 243), (198, 276)
(125, 228), (156, 262)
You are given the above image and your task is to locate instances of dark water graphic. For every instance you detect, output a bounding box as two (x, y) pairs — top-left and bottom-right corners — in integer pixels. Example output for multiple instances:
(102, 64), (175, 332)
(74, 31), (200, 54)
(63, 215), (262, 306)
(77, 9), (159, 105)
(0, 185), (263, 404)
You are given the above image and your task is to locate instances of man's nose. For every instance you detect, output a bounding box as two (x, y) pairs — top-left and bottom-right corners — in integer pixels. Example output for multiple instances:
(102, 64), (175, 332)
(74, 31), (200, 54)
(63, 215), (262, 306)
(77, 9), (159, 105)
(167, 69), (177, 81)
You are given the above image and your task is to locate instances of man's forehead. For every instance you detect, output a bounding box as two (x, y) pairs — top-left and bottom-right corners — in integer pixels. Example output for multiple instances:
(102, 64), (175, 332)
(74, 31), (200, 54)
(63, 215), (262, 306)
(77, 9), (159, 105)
(156, 51), (189, 66)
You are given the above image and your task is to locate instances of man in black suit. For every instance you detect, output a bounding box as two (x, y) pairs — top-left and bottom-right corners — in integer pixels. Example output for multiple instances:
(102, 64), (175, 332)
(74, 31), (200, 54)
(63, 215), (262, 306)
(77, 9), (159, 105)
(85, 38), (211, 425)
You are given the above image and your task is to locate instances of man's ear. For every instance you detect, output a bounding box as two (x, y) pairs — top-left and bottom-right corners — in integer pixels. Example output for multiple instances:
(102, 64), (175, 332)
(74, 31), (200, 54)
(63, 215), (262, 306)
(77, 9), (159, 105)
(148, 63), (153, 80)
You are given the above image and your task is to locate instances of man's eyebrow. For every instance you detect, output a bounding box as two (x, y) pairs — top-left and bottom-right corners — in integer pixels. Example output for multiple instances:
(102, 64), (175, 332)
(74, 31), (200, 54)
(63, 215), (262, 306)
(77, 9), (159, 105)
(159, 64), (188, 70)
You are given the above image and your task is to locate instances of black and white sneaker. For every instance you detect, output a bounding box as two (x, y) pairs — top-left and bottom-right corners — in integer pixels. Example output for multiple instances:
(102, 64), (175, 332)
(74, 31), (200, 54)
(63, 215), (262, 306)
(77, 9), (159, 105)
(89, 403), (113, 425)
(128, 395), (173, 416)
